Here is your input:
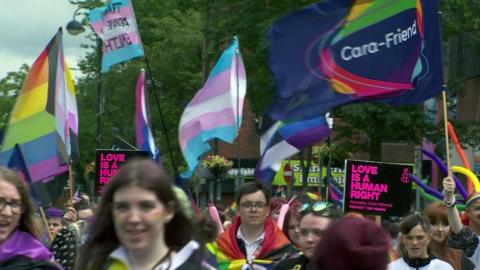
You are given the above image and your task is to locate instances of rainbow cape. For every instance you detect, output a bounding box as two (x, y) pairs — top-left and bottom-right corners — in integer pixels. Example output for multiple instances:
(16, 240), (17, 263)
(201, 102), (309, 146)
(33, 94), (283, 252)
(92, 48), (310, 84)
(207, 216), (293, 270)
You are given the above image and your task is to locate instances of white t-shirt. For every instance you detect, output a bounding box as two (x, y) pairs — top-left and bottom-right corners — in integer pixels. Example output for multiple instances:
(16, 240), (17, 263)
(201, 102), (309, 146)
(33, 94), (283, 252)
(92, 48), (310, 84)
(388, 258), (453, 270)
(237, 227), (265, 263)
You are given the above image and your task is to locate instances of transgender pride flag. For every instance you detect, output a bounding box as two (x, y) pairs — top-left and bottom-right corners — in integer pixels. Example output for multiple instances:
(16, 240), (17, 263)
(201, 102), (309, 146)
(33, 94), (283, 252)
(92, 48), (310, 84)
(89, 0), (144, 73)
(135, 69), (160, 161)
(179, 37), (246, 178)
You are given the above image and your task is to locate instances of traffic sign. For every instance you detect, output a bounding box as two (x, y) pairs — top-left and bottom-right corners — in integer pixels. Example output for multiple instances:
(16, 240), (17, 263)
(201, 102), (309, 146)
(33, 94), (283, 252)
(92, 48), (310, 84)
(283, 163), (293, 184)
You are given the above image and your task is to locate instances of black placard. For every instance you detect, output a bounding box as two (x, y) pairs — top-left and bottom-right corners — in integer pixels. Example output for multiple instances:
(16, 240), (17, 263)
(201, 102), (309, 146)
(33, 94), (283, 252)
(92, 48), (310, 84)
(344, 160), (413, 216)
(94, 149), (149, 195)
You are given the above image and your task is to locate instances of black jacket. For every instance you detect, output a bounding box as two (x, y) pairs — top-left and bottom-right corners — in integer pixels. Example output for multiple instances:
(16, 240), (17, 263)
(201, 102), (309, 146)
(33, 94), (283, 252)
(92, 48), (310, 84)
(0, 255), (62, 270)
(273, 254), (315, 270)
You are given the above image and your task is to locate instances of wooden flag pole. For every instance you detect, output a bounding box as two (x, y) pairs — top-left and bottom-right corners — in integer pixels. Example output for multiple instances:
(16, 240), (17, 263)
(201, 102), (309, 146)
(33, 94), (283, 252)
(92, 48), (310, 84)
(39, 207), (53, 242)
(442, 91), (452, 176)
(375, 215), (382, 225)
(69, 161), (74, 200)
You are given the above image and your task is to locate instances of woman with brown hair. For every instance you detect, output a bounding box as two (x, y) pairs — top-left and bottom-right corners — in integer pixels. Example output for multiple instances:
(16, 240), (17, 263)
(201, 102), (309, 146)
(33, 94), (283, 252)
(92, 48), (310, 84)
(281, 199), (301, 247)
(76, 159), (209, 270)
(388, 214), (453, 269)
(424, 202), (469, 270)
(0, 166), (61, 269)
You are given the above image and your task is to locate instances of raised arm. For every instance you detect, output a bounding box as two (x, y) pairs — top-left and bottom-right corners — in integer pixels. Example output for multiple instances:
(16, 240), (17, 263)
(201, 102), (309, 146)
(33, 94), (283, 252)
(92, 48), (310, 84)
(443, 176), (463, 233)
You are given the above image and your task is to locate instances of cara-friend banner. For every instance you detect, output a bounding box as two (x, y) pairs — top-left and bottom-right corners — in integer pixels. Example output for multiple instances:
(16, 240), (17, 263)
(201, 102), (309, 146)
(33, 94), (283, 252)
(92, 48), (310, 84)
(269, 0), (444, 120)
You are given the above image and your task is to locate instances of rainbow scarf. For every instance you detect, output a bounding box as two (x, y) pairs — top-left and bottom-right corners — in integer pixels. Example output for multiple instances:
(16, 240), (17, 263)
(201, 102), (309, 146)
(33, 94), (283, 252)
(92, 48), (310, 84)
(207, 216), (293, 270)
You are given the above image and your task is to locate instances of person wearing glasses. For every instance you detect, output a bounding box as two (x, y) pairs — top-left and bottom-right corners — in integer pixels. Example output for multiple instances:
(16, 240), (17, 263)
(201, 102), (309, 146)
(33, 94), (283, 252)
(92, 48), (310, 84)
(0, 167), (61, 269)
(387, 214), (453, 269)
(208, 182), (294, 270)
(273, 201), (340, 270)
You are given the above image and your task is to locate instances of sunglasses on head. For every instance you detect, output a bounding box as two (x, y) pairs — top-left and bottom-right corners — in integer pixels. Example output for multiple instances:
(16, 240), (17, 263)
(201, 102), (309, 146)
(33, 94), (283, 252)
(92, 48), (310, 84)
(298, 201), (331, 214)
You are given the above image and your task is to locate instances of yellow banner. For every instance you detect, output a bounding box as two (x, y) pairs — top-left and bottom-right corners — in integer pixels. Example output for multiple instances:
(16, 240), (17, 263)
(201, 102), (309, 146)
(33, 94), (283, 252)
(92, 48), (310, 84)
(272, 160), (344, 187)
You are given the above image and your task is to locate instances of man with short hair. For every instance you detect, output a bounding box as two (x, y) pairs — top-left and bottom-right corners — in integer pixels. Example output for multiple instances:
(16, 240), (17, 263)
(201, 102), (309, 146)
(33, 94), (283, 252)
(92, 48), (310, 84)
(274, 202), (341, 270)
(208, 182), (294, 270)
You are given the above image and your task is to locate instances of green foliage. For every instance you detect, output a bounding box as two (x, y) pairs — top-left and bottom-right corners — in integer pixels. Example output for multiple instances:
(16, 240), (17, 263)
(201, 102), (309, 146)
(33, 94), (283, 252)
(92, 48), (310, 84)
(70, 0), (321, 173)
(2, 0), (479, 178)
(334, 103), (429, 160)
(0, 65), (29, 130)
(441, 0), (480, 41)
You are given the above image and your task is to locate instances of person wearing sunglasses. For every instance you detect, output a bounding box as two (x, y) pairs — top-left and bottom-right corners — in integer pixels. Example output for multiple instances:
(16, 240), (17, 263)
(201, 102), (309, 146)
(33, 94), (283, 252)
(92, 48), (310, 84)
(274, 201), (341, 270)
(0, 167), (62, 269)
(208, 182), (294, 270)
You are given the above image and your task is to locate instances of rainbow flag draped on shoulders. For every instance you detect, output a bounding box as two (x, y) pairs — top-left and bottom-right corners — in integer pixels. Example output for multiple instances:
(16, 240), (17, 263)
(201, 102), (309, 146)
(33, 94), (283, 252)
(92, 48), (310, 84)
(207, 216), (293, 270)
(268, 0), (444, 121)
(0, 28), (79, 183)
(179, 37), (246, 178)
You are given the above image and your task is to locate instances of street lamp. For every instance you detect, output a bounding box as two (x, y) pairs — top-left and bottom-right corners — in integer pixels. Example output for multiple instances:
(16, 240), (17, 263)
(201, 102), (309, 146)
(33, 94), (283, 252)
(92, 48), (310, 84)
(66, 4), (105, 149)
(66, 7), (86, 35)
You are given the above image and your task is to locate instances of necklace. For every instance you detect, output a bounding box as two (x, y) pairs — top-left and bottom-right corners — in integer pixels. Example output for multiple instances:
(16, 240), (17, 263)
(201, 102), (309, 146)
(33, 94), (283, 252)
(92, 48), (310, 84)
(151, 249), (172, 270)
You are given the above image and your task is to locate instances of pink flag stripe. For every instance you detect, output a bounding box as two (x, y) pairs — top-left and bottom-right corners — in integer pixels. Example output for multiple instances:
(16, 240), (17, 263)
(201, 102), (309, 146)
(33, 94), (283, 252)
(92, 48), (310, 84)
(98, 31), (141, 46)
(180, 92), (240, 125)
(68, 112), (78, 133)
(90, 5), (133, 32)
(188, 69), (232, 107)
(179, 108), (238, 149)
(29, 157), (68, 183)
(235, 55), (247, 80)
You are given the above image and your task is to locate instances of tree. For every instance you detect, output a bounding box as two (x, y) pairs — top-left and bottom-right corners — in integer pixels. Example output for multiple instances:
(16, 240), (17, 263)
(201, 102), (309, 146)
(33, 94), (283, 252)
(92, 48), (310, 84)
(0, 64), (29, 130)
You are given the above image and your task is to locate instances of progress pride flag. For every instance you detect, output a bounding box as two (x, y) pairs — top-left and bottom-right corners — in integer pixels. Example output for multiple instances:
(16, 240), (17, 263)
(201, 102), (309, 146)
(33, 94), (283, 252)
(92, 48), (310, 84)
(89, 0), (144, 73)
(344, 160), (413, 217)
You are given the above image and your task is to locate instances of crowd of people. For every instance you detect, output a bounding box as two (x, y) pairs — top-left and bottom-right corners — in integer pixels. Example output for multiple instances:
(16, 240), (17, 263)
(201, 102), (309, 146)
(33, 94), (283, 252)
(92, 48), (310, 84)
(0, 159), (479, 270)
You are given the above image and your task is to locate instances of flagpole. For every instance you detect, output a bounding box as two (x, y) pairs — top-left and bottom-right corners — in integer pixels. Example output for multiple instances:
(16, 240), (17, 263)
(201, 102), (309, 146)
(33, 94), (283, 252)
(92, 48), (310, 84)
(39, 207), (53, 242)
(69, 160), (74, 200)
(142, 57), (178, 175)
(442, 91), (452, 176)
(235, 37), (241, 186)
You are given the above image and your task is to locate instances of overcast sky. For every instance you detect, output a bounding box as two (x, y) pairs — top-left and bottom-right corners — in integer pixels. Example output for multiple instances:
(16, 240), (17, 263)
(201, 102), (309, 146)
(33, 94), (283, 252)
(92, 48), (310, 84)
(0, 0), (92, 80)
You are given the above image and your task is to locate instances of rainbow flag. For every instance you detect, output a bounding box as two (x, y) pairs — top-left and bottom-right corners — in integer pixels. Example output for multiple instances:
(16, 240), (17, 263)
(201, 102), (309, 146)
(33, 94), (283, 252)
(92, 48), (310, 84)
(0, 29), (78, 182)
(268, 0), (444, 121)
(135, 69), (160, 161)
(179, 37), (246, 178)
(89, 0), (144, 73)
